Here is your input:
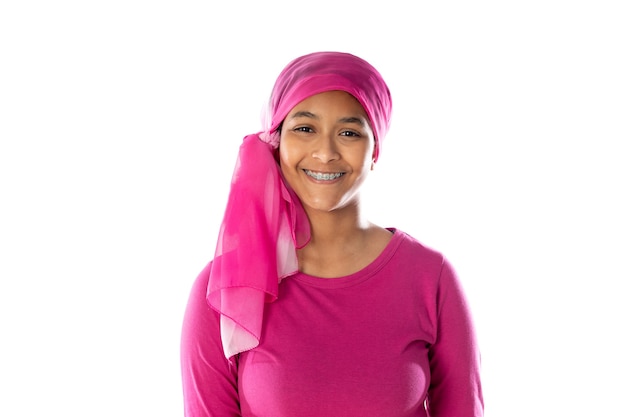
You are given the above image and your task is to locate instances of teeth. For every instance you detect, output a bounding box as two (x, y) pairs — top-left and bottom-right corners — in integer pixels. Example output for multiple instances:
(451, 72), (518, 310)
(304, 170), (344, 181)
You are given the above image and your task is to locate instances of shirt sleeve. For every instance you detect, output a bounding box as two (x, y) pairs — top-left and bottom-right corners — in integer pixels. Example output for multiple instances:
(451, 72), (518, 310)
(180, 262), (241, 417)
(426, 259), (484, 417)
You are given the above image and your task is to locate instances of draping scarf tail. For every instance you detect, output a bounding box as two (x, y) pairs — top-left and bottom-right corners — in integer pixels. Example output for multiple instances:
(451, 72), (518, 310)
(206, 134), (310, 359)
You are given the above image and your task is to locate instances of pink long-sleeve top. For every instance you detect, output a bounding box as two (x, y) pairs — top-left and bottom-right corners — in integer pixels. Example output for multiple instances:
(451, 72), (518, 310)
(181, 229), (483, 416)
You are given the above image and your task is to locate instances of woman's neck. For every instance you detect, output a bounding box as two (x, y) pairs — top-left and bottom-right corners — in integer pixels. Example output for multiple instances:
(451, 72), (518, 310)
(305, 204), (370, 246)
(296, 205), (392, 278)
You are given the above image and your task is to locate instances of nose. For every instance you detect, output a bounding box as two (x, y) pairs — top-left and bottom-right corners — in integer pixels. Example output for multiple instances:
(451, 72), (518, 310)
(311, 134), (340, 163)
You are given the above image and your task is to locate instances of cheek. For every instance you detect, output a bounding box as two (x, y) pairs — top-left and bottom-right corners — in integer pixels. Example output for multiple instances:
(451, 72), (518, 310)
(357, 140), (376, 166)
(278, 145), (295, 180)
(278, 145), (288, 169)
(278, 138), (299, 169)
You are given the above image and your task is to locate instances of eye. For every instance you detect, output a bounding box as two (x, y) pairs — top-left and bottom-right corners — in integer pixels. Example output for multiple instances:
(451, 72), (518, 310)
(293, 126), (314, 133)
(339, 130), (361, 138)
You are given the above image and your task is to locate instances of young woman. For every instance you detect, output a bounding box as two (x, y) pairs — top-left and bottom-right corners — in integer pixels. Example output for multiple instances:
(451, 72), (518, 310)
(181, 51), (484, 416)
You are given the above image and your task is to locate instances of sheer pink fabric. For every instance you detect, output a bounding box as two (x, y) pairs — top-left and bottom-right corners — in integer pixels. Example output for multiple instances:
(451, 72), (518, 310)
(207, 134), (309, 358)
(207, 52), (393, 359)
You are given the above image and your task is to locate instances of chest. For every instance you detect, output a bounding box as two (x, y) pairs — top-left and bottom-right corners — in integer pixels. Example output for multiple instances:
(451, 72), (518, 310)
(236, 278), (434, 417)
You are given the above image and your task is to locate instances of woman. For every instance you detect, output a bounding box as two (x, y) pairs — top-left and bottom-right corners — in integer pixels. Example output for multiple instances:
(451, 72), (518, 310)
(181, 51), (483, 416)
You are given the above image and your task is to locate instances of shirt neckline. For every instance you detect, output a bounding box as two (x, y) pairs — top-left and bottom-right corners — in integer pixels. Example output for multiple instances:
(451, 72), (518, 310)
(291, 228), (405, 289)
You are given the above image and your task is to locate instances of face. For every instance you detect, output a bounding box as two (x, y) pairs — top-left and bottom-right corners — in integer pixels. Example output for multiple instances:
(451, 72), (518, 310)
(278, 90), (375, 214)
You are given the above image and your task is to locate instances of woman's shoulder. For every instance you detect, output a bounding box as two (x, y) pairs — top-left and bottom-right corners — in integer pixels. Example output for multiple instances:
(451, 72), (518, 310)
(386, 228), (459, 293)
(389, 228), (446, 264)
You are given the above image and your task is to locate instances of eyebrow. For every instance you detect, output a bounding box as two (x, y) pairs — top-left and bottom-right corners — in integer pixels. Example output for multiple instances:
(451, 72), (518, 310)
(289, 111), (366, 126)
(338, 116), (365, 127)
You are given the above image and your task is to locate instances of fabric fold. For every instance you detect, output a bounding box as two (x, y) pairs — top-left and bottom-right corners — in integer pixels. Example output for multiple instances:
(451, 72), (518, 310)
(206, 134), (310, 359)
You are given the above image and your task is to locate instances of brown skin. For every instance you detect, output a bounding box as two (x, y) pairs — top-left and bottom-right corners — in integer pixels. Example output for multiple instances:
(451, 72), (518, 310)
(278, 91), (392, 278)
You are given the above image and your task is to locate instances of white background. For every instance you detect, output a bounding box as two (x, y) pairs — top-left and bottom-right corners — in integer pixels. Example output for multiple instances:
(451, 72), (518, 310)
(1, 1), (625, 416)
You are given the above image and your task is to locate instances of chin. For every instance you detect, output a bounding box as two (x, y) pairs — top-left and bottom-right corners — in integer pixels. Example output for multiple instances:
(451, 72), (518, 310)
(304, 198), (356, 214)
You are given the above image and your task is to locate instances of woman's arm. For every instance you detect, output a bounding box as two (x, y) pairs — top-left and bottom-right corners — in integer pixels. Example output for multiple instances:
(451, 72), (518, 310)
(426, 260), (484, 417)
(180, 262), (241, 417)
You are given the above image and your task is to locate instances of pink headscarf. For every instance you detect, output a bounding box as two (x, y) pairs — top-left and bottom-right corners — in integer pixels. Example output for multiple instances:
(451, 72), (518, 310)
(207, 51), (393, 359)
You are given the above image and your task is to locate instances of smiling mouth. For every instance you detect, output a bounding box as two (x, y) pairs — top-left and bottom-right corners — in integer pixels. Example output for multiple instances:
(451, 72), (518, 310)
(304, 169), (345, 181)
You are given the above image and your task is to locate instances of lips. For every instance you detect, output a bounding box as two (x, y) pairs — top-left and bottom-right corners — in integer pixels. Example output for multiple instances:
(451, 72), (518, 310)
(303, 169), (345, 181)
